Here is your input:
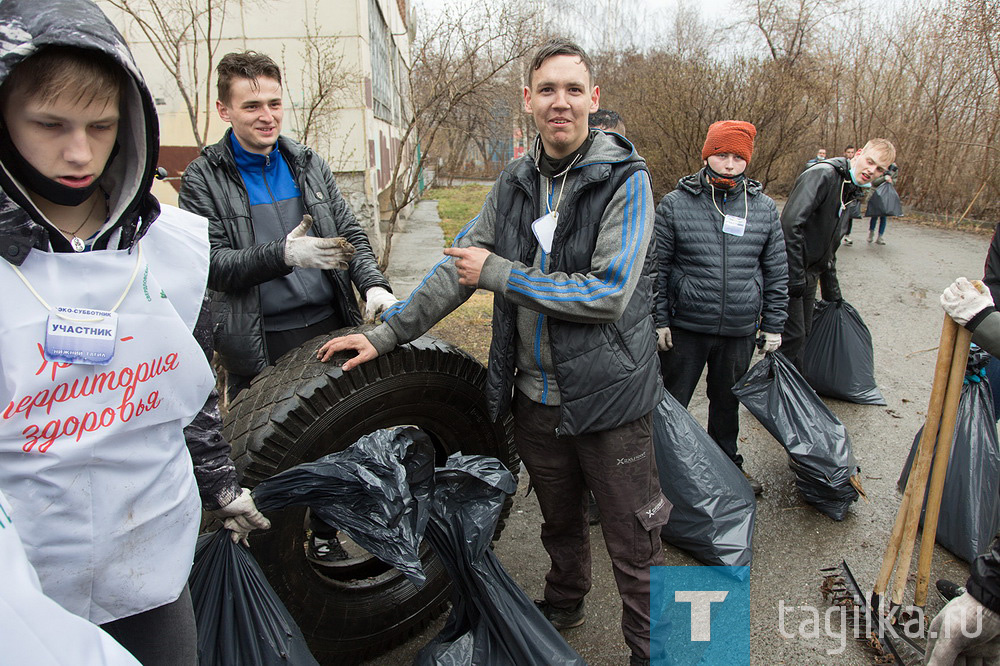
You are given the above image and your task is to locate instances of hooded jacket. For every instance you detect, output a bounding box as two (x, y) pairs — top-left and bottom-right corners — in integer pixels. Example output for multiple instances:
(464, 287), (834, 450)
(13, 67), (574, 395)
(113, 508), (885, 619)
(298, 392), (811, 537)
(0, 0), (237, 510)
(780, 157), (863, 299)
(179, 129), (391, 378)
(654, 169), (788, 336)
(368, 130), (660, 435)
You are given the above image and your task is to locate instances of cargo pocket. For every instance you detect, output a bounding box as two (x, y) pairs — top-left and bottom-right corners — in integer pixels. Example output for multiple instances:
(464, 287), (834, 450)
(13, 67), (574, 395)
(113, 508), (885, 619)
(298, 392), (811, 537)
(635, 491), (672, 555)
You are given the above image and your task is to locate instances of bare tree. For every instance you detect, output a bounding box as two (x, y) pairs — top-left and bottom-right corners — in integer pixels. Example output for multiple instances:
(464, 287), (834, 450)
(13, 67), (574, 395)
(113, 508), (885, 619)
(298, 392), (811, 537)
(378, 0), (543, 268)
(100, 0), (247, 150)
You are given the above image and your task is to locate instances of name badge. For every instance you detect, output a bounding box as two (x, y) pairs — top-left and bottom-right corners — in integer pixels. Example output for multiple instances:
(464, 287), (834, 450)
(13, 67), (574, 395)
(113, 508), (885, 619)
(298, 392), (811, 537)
(532, 211), (558, 254)
(722, 215), (747, 237)
(44, 307), (119, 365)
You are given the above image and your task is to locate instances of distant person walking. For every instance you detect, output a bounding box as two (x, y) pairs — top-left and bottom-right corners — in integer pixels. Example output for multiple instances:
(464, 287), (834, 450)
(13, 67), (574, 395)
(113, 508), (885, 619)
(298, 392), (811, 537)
(804, 147), (827, 170)
(842, 146), (860, 245)
(865, 163), (901, 244)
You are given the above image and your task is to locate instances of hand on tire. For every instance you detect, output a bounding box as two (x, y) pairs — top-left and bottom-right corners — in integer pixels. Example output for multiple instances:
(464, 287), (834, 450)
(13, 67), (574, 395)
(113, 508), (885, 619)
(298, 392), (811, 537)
(318, 333), (378, 370)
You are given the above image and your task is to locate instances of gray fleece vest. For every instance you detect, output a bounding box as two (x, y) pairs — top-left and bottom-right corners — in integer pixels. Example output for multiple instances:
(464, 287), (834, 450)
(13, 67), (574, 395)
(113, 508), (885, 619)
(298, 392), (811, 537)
(485, 157), (661, 436)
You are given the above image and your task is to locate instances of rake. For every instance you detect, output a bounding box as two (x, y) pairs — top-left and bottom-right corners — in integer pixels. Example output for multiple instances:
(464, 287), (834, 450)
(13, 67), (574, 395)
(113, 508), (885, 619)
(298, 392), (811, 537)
(822, 313), (972, 663)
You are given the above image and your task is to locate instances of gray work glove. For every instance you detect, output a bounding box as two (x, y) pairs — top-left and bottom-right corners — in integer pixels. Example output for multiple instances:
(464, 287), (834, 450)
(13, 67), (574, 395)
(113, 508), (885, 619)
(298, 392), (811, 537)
(284, 214), (356, 270)
(941, 278), (994, 327)
(759, 331), (782, 354)
(210, 488), (271, 546)
(925, 592), (1000, 665)
(364, 286), (398, 322)
(657, 327), (672, 351)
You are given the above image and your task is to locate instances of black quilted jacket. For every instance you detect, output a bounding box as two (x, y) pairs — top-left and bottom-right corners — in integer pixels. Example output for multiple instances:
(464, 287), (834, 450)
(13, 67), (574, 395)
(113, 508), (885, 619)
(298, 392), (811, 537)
(654, 170), (788, 336)
(179, 130), (391, 377)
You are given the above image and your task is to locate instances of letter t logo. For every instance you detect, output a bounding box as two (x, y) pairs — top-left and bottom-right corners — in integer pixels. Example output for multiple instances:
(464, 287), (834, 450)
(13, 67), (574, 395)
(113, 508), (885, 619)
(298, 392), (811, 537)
(675, 590), (729, 641)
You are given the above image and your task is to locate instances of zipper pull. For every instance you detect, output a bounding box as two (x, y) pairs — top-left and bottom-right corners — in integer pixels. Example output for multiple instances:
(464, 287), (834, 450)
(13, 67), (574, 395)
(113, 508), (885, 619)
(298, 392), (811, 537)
(265, 154), (270, 167)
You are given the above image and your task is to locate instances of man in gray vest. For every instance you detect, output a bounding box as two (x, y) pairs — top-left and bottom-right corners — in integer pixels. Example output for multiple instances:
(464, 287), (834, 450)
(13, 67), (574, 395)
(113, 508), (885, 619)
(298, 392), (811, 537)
(317, 38), (667, 666)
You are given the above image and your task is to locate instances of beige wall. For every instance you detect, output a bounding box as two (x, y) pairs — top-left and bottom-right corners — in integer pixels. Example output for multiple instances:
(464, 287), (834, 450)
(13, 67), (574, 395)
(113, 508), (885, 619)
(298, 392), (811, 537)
(97, 0), (415, 250)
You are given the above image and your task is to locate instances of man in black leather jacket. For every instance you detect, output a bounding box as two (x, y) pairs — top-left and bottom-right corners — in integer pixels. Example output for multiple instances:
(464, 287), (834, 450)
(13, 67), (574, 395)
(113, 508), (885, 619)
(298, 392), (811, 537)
(179, 51), (394, 563)
(179, 52), (394, 402)
(779, 138), (895, 366)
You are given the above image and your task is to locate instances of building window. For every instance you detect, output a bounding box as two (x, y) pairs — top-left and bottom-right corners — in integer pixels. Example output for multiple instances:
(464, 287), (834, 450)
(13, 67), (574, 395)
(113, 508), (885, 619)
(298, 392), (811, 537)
(369, 0), (399, 124)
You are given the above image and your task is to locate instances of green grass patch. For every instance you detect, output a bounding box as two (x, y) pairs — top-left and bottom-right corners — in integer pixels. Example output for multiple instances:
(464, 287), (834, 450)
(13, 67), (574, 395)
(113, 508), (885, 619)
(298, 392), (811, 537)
(425, 184), (491, 246)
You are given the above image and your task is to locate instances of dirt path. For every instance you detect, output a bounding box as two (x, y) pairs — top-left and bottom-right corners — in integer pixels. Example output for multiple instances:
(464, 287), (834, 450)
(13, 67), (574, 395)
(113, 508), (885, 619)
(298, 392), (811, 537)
(366, 216), (995, 665)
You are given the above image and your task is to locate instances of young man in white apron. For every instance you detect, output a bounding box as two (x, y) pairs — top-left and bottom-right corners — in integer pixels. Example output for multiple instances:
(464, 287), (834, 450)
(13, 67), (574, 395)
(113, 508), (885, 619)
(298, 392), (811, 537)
(0, 1), (271, 662)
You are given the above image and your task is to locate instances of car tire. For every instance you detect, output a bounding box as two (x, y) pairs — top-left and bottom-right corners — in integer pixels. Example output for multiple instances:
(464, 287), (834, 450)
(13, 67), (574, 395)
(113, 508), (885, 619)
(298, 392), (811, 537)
(222, 328), (516, 664)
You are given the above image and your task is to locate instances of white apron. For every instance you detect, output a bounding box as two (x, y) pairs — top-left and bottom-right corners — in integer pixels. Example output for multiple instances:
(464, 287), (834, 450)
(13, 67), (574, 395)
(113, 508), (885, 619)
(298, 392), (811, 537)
(0, 205), (215, 624)
(0, 489), (141, 665)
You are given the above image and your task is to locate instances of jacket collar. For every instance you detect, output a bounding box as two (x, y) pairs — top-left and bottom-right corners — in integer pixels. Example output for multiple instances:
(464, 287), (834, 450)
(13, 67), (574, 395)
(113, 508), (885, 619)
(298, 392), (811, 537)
(677, 168), (763, 197)
(204, 129), (308, 171)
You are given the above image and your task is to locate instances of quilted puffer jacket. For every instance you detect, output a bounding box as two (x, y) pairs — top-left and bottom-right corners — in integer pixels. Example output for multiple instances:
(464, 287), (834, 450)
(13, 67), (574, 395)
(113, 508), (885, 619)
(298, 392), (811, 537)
(654, 169), (788, 336)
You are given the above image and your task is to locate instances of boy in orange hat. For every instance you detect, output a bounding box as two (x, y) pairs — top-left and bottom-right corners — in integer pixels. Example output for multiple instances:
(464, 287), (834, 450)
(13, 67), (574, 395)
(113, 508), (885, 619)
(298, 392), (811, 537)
(654, 120), (789, 494)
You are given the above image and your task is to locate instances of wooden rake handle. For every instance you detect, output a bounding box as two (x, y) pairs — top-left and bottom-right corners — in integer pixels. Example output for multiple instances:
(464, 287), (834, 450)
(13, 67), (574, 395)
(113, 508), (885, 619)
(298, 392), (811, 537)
(913, 326), (973, 607)
(873, 315), (959, 601)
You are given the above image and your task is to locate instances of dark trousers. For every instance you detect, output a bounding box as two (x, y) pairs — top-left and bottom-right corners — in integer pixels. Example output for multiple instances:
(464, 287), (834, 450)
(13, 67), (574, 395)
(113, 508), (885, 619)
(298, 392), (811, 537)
(100, 585), (197, 666)
(781, 272), (820, 369)
(512, 391), (667, 659)
(869, 215), (887, 235)
(658, 328), (755, 467)
(226, 313), (341, 403)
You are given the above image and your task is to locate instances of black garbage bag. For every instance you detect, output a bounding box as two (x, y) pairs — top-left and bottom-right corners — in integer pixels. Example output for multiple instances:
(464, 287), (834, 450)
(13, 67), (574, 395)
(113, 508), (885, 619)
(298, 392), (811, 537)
(802, 300), (886, 405)
(897, 349), (1000, 562)
(866, 181), (903, 218)
(414, 454), (586, 666)
(251, 426), (435, 585)
(190, 530), (320, 666)
(733, 352), (862, 520)
(652, 390), (756, 576)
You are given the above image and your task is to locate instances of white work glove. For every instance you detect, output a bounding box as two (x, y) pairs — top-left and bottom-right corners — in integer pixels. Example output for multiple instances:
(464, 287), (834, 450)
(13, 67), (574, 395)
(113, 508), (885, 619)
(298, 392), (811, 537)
(657, 327), (672, 351)
(284, 214), (356, 270)
(941, 277), (994, 326)
(759, 331), (782, 354)
(364, 286), (398, 322)
(210, 488), (271, 546)
(925, 592), (1000, 665)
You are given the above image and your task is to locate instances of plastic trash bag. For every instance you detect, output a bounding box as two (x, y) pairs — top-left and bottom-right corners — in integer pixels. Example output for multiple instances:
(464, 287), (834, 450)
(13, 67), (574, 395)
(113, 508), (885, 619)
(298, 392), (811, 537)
(190, 530), (319, 666)
(251, 426), (435, 585)
(865, 181), (903, 218)
(652, 390), (756, 576)
(733, 351), (862, 520)
(414, 454), (586, 666)
(897, 349), (1000, 562)
(802, 300), (886, 405)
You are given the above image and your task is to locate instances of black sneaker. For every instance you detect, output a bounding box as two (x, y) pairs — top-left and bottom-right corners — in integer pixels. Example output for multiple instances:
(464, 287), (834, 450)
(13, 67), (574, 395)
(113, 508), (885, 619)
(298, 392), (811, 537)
(742, 470), (763, 496)
(629, 657), (651, 666)
(936, 579), (966, 602)
(308, 534), (350, 562)
(588, 492), (601, 525)
(534, 598), (585, 629)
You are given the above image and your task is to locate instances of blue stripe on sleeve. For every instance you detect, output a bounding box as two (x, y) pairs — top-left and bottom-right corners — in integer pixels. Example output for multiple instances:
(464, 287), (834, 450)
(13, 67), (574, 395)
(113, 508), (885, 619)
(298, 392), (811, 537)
(382, 214), (481, 322)
(506, 171), (646, 302)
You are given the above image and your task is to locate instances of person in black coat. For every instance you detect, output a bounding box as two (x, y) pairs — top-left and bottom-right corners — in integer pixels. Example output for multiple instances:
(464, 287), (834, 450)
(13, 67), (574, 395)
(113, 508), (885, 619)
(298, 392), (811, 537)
(654, 121), (788, 494)
(865, 163), (902, 244)
(779, 138), (896, 366)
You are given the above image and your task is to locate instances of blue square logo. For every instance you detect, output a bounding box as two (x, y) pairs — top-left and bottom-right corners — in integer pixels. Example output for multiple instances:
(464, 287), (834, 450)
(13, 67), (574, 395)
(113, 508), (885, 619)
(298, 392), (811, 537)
(651, 566), (751, 665)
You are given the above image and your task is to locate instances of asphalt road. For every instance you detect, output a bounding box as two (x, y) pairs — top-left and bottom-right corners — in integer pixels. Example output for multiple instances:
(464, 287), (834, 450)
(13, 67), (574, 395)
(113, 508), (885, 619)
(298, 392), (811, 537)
(367, 217), (994, 665)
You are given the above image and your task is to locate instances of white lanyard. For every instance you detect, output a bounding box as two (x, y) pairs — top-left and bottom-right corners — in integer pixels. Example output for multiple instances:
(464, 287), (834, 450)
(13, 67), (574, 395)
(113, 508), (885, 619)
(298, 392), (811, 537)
(709, 179), (749, 220)
(4, 244), (144, 323)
